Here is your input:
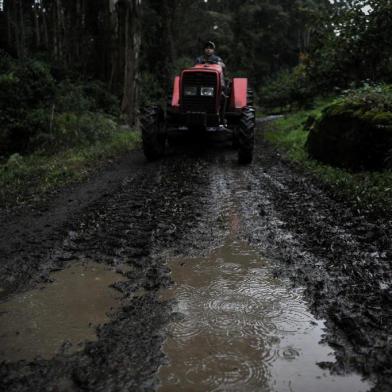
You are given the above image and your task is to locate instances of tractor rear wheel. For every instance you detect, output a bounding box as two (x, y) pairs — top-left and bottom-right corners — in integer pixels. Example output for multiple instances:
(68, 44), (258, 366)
(141, 105), (166, 161)
(238, 106), (255, 164)
(247, 88), (254, 106)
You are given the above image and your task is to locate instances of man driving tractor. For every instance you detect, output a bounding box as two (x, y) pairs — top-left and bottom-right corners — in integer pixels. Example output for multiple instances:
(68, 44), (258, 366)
(195, 41), (226, 70)
(196, 41), (226, 89)
(141, 40), (255, 164)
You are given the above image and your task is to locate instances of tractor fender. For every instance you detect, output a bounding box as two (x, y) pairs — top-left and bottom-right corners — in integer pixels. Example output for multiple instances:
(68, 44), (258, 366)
(230, 78), (248, 111)
(171, 76), (180, 108)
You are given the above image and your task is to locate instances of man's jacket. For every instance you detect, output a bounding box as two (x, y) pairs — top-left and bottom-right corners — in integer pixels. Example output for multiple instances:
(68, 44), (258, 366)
(195, 54), (224, 65)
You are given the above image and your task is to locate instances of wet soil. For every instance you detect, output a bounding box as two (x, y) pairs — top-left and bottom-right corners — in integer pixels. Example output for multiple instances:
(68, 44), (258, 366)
(0, 122), (391, 391)
(159, 241), (370, 391)
(0, 262), (127, 362)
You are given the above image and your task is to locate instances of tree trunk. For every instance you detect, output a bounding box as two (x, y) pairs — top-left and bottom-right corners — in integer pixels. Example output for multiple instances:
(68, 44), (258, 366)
(119, 0), (142, 125)
(10, 0), (24, 58)
(42, 7), (49, 51)
(161, 0), (176, 92)
(74, 0), (82, 62)
(33, 5), (41, 49)
(18, 0), (25, 58)
(10, 0), (22, 58)
(55, 0), (64, 59)
(110, 0), (125, 94)
(6, 0), (14, 54)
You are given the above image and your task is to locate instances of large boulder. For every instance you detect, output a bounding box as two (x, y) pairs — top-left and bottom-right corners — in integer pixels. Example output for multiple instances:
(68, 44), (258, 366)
(306, 99), (392, 171)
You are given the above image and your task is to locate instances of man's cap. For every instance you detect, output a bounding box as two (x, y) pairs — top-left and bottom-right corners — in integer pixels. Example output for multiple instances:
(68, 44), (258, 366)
(204, 41), (216, 49)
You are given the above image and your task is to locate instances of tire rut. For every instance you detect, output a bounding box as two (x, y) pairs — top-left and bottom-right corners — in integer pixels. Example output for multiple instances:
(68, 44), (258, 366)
(1, 126), (391, 391)
(0, 155), (227, 392)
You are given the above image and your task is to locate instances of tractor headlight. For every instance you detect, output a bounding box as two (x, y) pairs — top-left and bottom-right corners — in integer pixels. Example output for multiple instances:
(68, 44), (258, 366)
(184, 86), (197, 96)
(200, 87), (215, 97)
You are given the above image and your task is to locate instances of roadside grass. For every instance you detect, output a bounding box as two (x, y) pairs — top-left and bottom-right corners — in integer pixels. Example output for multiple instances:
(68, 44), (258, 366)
(0, 130), (141, 207)
(264, 105), (392, 215)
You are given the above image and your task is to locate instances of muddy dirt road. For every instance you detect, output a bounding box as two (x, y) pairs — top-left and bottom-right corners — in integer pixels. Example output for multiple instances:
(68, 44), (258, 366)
(1, 123), (391, 391)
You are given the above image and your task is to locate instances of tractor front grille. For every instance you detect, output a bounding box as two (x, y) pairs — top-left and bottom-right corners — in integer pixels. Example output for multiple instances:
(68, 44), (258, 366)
(182, 72), (217, 113)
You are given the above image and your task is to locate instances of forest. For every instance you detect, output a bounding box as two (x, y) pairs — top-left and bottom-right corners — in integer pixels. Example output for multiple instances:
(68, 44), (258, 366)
(2, 2), (392, 391)
(1, 1), (390, 146)
(0, 0), (392, 201)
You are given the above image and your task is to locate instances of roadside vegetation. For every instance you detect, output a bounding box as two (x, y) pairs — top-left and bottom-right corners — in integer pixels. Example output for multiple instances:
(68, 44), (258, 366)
(0, 55), (140, 206)
(265, 94), (392, 216)
(261, 1), (392, 217)
(0, 131), (140, 206)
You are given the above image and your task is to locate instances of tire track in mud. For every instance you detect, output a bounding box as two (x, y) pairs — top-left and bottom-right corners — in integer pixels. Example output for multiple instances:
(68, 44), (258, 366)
(0, 154), (146, 299)
(0, 126), (391, 391)
(0, 155), (228, 391)
(232, 135), (392, 391)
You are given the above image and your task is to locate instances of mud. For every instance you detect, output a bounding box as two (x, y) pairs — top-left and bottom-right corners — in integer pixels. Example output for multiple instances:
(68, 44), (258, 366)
(159, 241), (371, 391)
(0, 122), (391, 391)
(0, 262), (127, 362)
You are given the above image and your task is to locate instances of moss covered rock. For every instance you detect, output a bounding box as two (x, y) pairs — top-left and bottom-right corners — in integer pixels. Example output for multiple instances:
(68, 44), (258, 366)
(306, 91), (392, 171)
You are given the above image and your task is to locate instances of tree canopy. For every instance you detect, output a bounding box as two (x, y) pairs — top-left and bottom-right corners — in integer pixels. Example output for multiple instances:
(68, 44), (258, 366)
(0, 0), (391, 112)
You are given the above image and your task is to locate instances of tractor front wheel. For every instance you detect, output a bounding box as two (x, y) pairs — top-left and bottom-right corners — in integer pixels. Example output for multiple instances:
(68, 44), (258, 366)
(238, 106), (255, 164)
(141, 105), (166, 161)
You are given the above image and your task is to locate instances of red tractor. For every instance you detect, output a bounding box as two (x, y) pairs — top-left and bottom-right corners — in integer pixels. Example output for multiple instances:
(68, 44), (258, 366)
(141, 63), (255, 164)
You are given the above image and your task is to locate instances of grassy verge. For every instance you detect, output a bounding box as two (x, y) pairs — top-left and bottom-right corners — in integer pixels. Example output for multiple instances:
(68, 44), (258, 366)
(0, 130), (141, 207)
(264, 104), (392, 215)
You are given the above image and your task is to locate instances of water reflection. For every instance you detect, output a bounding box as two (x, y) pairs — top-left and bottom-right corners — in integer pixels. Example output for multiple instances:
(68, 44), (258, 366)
(159, 241), (371, 392)
(0, 261), (127, 362)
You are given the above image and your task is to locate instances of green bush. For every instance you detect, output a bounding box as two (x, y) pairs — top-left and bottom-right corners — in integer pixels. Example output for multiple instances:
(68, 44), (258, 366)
(0, 59), (56, 155)
(139, 57), (195, 108)
(265, 104), (392, 215)
(340, 84), (392, 112)
(50, 112), (117, 150)
(55, 82), (94, 113)
(0, 57), (121, 158)
(55, 81), (120, 117)
(139, 72), (164, 107)
(82, 81), (120, 116)
(259, 65), (314, 111)
(173, 56), (193, 75)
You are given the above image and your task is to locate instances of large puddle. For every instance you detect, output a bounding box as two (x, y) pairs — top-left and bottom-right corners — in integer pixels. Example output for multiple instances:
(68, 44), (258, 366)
(0, 262), (127, 362)
(159, 241), (371, 391)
